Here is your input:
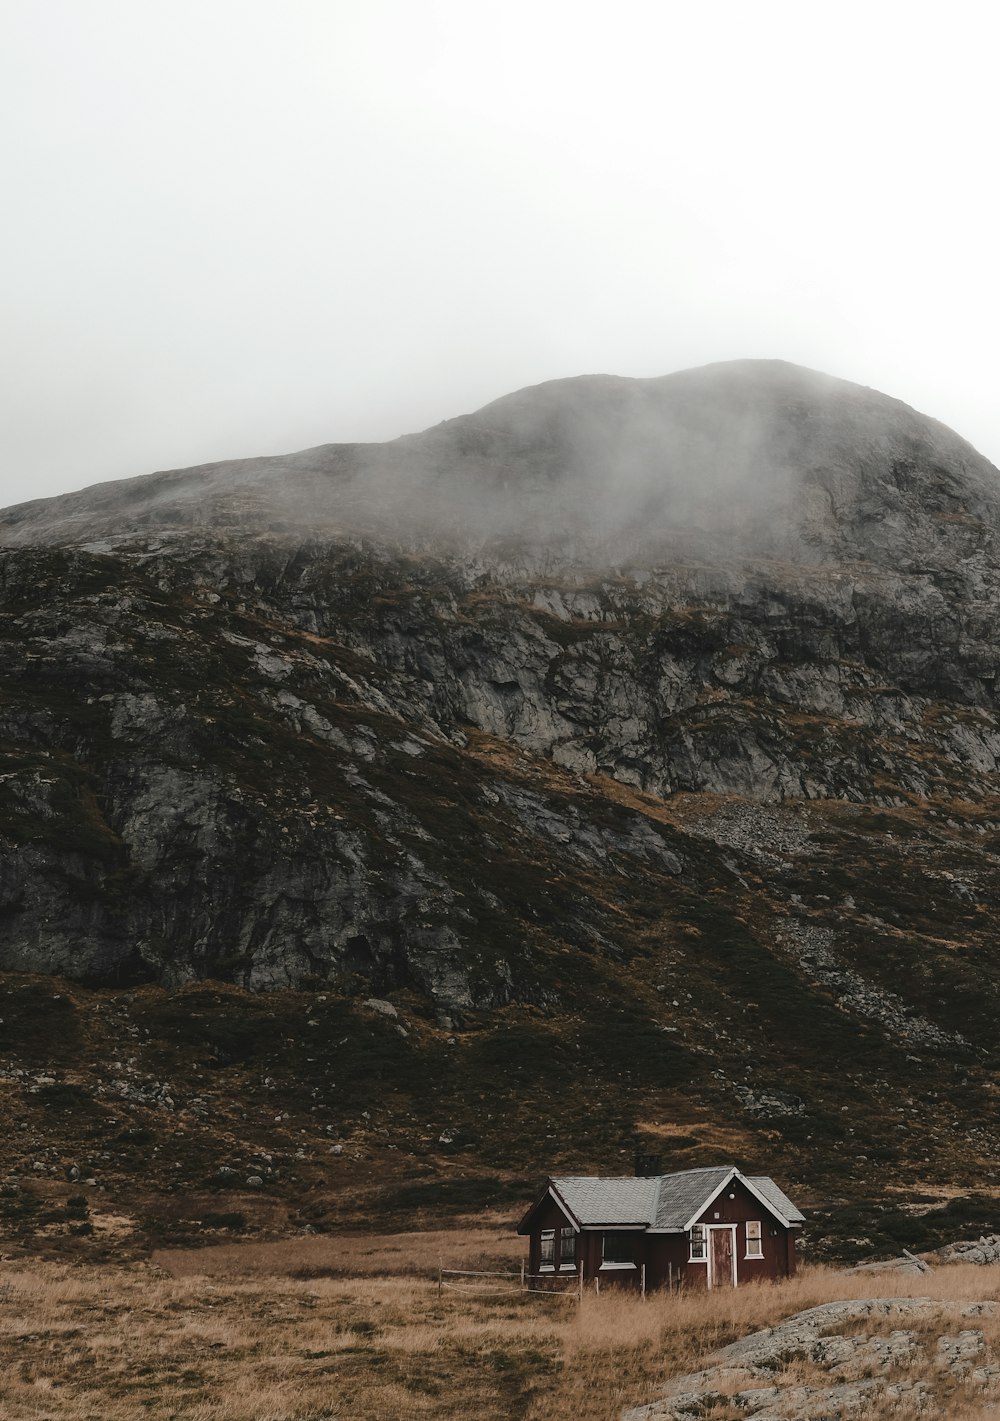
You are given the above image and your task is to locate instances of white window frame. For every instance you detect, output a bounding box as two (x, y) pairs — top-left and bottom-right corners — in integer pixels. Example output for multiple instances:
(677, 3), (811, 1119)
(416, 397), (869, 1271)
(689, 1223), (708, 1262)
(559, 1227), (577, 1271)
(600, 1230), (637, 1270)
(745, 1220), (763, 1259)
(539, 1228), (555, 1271)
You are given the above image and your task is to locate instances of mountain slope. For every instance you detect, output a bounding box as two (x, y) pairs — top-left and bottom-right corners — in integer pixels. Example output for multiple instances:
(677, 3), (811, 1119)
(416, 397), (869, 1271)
(2, 360), (1000, 1258)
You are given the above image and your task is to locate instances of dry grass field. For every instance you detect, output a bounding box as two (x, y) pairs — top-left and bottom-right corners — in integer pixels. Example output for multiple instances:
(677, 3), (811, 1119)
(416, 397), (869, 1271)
(4, 1230), (1000, 1420)
(151, 1221), (525, 1282)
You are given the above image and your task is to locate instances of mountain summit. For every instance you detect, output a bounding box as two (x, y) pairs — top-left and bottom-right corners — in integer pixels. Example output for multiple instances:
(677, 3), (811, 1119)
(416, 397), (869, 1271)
(3, 360), (997, 573)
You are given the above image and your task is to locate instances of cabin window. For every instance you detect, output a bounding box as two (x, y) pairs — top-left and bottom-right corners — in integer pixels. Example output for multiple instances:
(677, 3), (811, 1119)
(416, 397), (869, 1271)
(540, 1229), (555, 1269)
(745, 1220), (763, 1258)
(689, 1224), (707, 1261)
(559, 1228), (576, 1268)
(602, 1232), (633, 1265)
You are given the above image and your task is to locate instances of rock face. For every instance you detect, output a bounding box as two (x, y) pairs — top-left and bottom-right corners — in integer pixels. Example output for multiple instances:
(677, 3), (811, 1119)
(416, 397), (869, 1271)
(938, 1235), (1000, 1265)
(3, 359), (1000, 1225)
(624, 1298), (1000, 1420)
(2, 361), (999, 992)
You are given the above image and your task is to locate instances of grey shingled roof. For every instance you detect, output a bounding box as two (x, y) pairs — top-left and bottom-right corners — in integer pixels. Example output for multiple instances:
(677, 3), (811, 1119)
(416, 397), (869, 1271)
(746, 1175), (806, 1225)
(548, 1166), (802, 1231)
(651, 1165), (736, 1230)
(550, 1176), (661, 1226)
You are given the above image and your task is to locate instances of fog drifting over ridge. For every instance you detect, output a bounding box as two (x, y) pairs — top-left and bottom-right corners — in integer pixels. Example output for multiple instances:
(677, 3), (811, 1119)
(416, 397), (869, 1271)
(2, 1), (1000, 507)
(2, 361), (998, 576)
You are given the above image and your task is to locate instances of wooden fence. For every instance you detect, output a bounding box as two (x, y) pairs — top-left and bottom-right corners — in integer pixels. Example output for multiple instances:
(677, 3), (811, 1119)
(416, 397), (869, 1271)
(436, 1262), (650, 1298)
(437, 1263), (584, 1298)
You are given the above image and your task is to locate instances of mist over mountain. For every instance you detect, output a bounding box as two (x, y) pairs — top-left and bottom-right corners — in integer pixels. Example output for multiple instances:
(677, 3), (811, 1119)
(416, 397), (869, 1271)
(4, 359), (1000, 1257)
(4, 360), (997, 573)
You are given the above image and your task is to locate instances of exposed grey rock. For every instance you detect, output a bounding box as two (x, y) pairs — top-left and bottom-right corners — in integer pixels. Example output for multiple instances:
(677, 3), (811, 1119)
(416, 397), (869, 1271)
(624, 1297), (995, 1420)
(778, 920), (967, 1050)
(849, 1248), (931, 1276)
(627, 1377), (929, 1420)
(936, 1329), (985, 1375)
(733, 1085), (806, 1118)
(362, 999), (398, 1019)
(938, 1235), (1000, 1264)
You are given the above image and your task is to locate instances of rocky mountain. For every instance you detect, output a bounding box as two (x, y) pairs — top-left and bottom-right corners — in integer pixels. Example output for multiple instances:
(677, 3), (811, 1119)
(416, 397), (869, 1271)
(3, 358), (1000, 1258)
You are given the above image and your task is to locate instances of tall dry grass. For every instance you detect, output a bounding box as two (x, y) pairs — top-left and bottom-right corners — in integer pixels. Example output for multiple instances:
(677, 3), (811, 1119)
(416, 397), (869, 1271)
(4, 1238), (1000, 1420)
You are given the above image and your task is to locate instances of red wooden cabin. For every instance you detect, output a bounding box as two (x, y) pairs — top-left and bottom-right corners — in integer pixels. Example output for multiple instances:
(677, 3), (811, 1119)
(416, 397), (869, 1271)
(518, 1165), (803, 1290)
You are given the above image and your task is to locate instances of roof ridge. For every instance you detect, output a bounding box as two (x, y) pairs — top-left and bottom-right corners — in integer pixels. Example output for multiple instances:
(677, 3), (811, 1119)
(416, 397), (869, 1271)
(660, 1163), (736, 1174)
(551, 1173), (650, 1182)
(556, 1165), (738, 1179)
(652, 1173), (666, 1222)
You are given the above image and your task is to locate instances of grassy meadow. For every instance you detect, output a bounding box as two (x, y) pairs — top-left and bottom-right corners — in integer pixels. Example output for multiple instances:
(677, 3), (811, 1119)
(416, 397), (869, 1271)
(4, 1229), (1000, 1420)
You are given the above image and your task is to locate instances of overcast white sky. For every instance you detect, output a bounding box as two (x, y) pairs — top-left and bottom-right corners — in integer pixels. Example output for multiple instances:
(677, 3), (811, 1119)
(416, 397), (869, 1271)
(2, 0), (998, 507)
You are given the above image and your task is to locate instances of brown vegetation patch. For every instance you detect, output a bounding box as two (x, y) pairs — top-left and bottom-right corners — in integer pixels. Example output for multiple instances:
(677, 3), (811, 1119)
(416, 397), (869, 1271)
(3, 1254), (1000, 1421)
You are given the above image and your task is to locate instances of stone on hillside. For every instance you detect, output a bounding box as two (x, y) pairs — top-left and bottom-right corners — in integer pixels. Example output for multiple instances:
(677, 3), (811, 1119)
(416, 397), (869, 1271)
(937, 1235), (1000, 1264)
(363, 999), (398, 1019)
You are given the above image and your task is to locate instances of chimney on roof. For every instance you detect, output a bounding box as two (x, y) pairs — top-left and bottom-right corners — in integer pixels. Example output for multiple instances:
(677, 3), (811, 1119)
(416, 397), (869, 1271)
(633, 1147), (662, 1177)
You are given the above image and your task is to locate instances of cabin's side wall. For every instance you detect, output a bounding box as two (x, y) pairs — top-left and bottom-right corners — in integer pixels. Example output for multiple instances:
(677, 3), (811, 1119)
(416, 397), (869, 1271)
(584, 1229), (648, 1289)
(525, 1194), (580, 1287)
(524, 1200), (649, 1289)
(579, 1230), (605, 1283)
(786, 1228), (797, 1277)
(645, 1233), (690, 1290)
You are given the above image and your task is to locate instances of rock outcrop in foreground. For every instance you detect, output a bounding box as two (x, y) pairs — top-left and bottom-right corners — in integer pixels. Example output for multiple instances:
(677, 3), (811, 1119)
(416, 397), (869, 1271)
(3, 359), (1000, 1244)
(626, 1296), (1000, 1420)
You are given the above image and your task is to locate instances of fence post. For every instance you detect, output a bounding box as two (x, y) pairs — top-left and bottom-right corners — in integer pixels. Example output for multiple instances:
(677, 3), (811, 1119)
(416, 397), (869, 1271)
(595, 1275), (600, 1296)
(520, 1257), (525, 1288)
(641, 1263), (646, 1299)
(578, 1259), (584, 1304)
(437, 1265), (442, 1299)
